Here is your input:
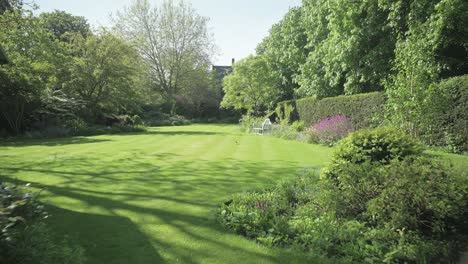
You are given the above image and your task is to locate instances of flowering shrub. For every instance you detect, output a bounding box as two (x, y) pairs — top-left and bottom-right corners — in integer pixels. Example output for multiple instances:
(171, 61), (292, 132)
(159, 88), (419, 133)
(307, 115), (353, 146)
(218, 129), (468, 262)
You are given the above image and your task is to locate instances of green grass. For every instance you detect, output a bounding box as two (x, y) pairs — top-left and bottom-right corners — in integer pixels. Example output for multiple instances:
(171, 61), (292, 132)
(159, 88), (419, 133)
(0, 125), (334, 264)
(1, 124), (466, 264)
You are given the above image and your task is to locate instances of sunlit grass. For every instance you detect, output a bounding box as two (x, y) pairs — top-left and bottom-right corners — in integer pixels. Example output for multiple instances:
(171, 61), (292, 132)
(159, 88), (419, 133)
(0, 125), (336, 264)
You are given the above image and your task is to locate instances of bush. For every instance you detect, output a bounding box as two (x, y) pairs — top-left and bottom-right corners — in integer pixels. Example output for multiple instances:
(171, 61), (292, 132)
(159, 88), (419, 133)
(422, 75), (468, 153)
(24, 127), (71, 138)
(290, 121), (305, 132)
(239, 115), (265, 133)
(65, 118), (88, 134)
(274, 103), (295, 126)
(143, 114), (191, 127)
(306, 115), (353, 146)
(0, 183), (85, 264)
(132, 115), (144, 126)
(21, 124), (147, 138)
(283, 92), (385, 130)
(327, 128), (423, 165)
(218, 129), (468, 263)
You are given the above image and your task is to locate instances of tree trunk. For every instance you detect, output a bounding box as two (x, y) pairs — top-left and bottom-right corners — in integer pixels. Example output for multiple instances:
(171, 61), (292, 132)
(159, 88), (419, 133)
(170, 98), (177, 116)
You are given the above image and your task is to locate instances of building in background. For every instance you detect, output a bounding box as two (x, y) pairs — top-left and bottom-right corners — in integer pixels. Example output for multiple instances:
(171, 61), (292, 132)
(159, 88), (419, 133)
(211, 58), (235, 86)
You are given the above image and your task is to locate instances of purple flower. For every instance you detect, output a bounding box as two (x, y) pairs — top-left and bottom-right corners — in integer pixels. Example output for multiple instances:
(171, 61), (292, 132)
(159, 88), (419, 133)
(308, 115), (353, 145)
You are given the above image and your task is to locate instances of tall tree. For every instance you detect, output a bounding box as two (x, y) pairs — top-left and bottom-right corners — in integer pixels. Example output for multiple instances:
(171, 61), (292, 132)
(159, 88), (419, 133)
(221, 55), (279, 116)
(256, 7), (308, 102)
(297, 0), (394, 98)
(64, 31), (148, 119)
(384, 0), (468, 135)
(0, 9), (69, 132)
(114, 0), (214, 115)
(40, 10), (90, 42)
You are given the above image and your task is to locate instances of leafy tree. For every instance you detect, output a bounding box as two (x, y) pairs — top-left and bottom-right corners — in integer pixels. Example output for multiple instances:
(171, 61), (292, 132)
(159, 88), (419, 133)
(40, 10), (91, 42)
(64, 31), (148, 120)
(221, 55), (279, 116)
(177, 67), (221, 118)
(384, 0), (468, 135)
(297, 0), (394, 98)
(0, 9), (70, 132)
(256, 7), (308, 101)
(114, 0), (214, 115)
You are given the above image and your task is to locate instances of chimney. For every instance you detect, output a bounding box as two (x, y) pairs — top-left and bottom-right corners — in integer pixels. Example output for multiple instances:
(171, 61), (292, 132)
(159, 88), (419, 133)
(231, 58), (235, 65)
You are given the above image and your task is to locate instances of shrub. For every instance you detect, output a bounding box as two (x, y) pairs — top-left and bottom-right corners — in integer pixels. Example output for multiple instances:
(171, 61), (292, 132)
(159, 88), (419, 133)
(270, 124), (307, 142)
(327, 128), (423, 165)
(0, 183), (85, 264)
(275, 103), (295, 126)
(121, 115), (134, 126)
(239, 115), (265, 133)
(284, 92), (385, 130)
(290, 121), (305, 132)
(143, 114), (191, 127)
(306, 115), (353, 146)
(65, 118), (88, 134)
(218, 129), (468, 262)
(25, 127), (70, 138)
(422, 75), (468, 153)
(132, 115), (144, 126)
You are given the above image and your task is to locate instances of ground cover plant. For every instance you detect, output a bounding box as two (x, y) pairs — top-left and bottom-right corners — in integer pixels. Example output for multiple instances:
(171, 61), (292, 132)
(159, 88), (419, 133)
(0, 182), (85, 264)
(219, 128), (468, 263)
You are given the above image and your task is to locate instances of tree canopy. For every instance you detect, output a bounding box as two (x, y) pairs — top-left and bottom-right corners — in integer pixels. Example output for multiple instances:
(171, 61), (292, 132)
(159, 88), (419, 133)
(221, 55), (279, 115)
(114, 0), (214, 115)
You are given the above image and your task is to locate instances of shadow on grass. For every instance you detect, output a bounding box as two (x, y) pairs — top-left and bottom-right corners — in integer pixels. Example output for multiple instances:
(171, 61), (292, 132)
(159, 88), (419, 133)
(0, 137), (112, 147)
(45, 205), (166, 264)
(0, 129), (230, 148)
(1, 153), (321, 263)
(116, 130), (229, 136)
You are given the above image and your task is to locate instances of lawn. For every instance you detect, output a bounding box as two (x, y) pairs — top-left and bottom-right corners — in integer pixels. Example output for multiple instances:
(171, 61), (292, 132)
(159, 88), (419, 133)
(0, 124), (334, 263)
(1, 124), (466, 264)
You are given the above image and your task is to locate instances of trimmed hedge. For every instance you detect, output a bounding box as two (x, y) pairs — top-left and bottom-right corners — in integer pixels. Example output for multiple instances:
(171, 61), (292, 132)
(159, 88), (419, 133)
(282, 92), (385, 130)
(422, 75), (468, 153)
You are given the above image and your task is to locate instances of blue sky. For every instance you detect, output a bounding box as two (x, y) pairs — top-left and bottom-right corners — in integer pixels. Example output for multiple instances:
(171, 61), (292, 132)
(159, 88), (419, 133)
(34, 0), (301, 65)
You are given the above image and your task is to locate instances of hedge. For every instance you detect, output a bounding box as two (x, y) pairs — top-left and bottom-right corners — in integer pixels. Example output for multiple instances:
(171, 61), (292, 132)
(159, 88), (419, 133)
(421, 75), (468, 152)
(282, 92), (385, 130)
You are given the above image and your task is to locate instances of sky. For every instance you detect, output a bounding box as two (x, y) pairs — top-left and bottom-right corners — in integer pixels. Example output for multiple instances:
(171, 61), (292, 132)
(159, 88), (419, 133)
(34, 0), (301, 66)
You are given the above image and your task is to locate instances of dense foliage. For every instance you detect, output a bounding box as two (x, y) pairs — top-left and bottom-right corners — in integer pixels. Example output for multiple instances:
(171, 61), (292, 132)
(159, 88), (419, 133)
(0, 8), (149, 136)
(385, 0), (468, 136)
(296, 0), (395, 98)
(64, 31), (147, 120)
(219, 129), (468, 263)
(223, 0), (466, 152)
(256, 7), (308, 102)
(421, 75), (468, 153)
(221, 55), (279, 115)
(0, 1), (224, 137)
(0, 183), (85, 264)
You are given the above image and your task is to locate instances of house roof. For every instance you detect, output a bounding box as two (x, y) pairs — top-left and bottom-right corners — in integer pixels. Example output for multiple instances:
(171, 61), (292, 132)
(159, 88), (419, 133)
(212, 65), (233, 76)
